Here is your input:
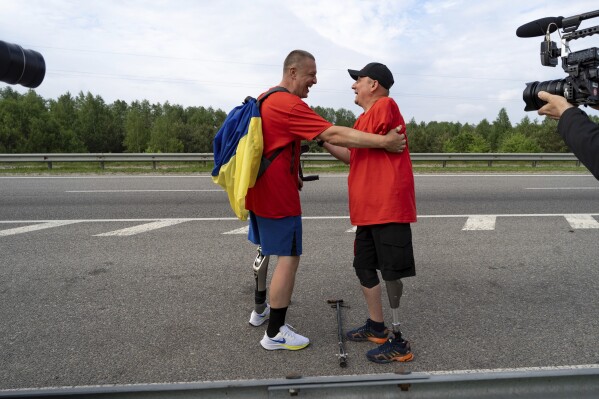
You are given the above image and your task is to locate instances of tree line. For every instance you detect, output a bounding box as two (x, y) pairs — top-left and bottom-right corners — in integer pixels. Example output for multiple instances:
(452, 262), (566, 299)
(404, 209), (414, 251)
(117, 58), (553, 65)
(2, 87), (597, 154)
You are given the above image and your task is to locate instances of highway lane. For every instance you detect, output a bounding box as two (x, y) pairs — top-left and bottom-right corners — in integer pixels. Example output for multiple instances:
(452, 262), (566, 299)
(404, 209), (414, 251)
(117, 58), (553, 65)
(0, 173), (598, 389)
(1, 173), (598, 219)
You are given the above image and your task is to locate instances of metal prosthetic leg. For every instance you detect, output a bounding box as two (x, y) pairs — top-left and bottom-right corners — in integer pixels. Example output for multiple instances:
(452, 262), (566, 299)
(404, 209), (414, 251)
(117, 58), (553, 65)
(385, 279), (404, 337)
(253, 246), (270, 313)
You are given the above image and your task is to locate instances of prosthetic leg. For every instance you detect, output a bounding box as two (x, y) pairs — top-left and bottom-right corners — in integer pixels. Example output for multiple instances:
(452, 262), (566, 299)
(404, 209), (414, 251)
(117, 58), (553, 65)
(385, 279), (404, 338)
(253, 246), (270, 314)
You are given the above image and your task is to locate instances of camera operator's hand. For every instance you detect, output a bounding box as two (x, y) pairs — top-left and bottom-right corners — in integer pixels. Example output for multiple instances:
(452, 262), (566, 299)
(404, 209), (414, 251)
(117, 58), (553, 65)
(537, 91), (574, 120)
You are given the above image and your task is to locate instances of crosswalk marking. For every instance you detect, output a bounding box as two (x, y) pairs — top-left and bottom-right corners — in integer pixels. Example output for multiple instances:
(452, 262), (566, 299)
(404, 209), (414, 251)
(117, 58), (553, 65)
(564, 214), (599, 229)
(463, 216), (497, 231)
(0, 221), (81, 237)
(94, 220), (189, 236)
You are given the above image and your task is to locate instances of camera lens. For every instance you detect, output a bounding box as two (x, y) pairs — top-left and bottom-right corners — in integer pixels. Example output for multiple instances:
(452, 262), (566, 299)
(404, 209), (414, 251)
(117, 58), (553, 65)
(522, 79), (566, 111)
(0, 40), (46, 88)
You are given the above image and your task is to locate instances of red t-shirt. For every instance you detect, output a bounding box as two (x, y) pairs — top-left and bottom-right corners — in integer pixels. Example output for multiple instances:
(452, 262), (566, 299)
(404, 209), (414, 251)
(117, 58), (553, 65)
(348, 97), (416, 226)
(245, 91), (333, 218)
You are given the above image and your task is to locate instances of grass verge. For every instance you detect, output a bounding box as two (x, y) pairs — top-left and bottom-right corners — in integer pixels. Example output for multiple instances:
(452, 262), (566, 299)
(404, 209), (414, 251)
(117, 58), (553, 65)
(0, 161), (591, 175)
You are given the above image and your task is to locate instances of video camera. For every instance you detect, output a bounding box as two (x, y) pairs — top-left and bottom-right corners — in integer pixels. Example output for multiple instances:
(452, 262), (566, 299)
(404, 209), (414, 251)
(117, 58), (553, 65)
(0, 40), (45, 88)
(517, 10), (599, 111)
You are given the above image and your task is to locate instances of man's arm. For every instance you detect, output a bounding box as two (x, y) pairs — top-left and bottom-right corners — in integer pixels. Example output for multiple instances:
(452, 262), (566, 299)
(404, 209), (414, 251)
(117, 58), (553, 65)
(316, 125), (406, 153)
(537, 91), (599, 180)
(557, 107), (599, 180)
(321, 142), (350, 164)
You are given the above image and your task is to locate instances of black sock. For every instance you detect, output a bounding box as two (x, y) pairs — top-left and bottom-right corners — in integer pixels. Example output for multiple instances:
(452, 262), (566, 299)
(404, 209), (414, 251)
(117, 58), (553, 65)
(267, 307), (288, 338)
(369, 319), (386, 333)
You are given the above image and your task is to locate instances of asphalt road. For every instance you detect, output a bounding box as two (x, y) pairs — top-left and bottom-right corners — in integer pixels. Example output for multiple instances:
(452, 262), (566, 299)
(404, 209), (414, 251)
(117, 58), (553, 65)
(0, 173), (598, 389)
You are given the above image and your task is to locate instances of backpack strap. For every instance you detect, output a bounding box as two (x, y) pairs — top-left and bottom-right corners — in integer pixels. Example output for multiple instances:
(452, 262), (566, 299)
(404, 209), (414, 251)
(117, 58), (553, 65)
(256, 86), (291, 179)
(257, 86), (289, 107)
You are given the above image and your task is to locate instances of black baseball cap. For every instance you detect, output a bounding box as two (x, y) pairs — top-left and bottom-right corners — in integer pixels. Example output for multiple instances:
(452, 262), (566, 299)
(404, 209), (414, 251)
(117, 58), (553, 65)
(347, 62), (394, 90)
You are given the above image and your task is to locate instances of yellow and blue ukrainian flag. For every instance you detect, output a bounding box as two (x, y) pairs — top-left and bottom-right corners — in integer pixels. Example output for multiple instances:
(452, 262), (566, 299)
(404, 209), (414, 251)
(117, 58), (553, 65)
(212, 98), (263, 221)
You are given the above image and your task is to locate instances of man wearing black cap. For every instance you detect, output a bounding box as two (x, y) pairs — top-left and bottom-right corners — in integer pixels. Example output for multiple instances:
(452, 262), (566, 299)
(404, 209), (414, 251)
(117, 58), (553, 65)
(323, 62), (417, 363)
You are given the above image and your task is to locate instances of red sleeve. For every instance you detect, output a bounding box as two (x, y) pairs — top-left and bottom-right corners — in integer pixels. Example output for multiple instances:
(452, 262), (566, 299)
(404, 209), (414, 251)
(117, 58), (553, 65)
(370, 98), (402, 135)
(288, 102), (333, 140)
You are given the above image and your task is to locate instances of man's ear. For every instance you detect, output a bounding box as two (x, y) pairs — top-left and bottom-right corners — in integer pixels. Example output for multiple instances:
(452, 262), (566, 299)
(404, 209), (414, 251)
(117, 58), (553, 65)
(371, 80), (379, 92)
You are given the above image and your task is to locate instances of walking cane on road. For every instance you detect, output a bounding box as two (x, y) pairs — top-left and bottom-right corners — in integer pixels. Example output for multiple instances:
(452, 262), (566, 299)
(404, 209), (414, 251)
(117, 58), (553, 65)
(327, 299), (347, 367)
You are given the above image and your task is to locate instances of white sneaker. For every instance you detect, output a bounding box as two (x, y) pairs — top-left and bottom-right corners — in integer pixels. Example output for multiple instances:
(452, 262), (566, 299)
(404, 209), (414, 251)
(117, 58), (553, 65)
(260, 324), (310, 351)
(249, 304), (270, 327)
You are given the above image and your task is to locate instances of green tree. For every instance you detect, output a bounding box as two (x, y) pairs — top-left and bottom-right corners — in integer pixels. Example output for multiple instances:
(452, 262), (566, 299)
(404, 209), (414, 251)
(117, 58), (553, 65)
(109, 100), (128, 153)
(498, 132), (542, 152)
(407, 119), (433, 152)
(312, 106), (336, 123)
(443, 126), (490, 153)
(0, 89), (60, 153)
(146, 102), (184, 153)
(530, 116), (568, 152)
(475, 118), (493, 144)
(74, 92), (122, 152)
(0, 88), (25, 152)
(184, 106), (226, 153)
(333, 108), (356, 127)
(48, 93), (86, 152)
(20, 90), (58, 152)
(488, 108), (512, 151)
(123, 100), (153, 152)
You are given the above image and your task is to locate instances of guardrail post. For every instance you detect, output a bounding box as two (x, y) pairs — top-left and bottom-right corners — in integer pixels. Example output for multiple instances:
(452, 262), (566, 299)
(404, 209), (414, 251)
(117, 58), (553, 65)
(47, 161), (52, 170)
(153, 161), (157, 170)
(442, 161), (446, 168)
(532, 160), (537, 167)
(100, 161), (105, 170)
(488, 161), (492, 167)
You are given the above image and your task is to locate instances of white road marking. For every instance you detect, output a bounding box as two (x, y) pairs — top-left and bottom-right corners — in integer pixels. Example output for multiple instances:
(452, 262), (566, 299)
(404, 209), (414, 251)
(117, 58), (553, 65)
(463, 216), (497, 231)
(66, 190), (220, 193)
(94, 220), (189, 236)
(0, 221), (81, 237)
(429, 364), (599, 375)
(526, 187), (599, 190)
(564, 214), (599, 229)
(223, 226), (249, 235)
(1, 213), (599, 237)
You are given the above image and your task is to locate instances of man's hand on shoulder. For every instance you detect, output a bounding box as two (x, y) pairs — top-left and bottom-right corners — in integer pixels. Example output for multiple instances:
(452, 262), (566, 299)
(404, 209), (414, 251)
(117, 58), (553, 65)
(383, 126), (406, 153)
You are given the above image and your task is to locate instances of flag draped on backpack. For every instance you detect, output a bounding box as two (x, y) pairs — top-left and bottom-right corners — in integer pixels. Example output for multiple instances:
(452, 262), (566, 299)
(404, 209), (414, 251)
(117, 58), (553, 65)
(212, 87), (289, 220)
(211, 97), (263, 221)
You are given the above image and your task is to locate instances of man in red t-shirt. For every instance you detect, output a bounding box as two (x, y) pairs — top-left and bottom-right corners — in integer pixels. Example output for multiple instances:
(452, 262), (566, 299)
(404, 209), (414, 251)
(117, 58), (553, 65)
(247, 50), (408, 351)
(324, 62), (416, 363)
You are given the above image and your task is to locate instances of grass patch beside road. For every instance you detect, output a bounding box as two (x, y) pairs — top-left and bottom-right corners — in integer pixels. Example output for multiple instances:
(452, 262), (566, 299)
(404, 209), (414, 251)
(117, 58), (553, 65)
(0, 160), (591, 175)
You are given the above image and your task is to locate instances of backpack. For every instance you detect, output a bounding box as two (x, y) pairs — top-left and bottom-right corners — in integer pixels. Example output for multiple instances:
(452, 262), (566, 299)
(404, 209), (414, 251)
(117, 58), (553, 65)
(211, 86), (289, 221)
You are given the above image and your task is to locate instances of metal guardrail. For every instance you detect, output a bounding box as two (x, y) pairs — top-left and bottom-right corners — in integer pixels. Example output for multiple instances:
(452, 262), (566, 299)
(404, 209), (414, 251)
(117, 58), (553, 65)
(0, 152), (583, 169)
(1, 366), (598, 398)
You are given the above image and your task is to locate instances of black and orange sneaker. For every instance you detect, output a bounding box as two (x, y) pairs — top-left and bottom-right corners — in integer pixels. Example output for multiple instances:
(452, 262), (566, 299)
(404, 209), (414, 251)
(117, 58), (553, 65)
(346, 319), (389, 344)
(366, 336), (414, 363)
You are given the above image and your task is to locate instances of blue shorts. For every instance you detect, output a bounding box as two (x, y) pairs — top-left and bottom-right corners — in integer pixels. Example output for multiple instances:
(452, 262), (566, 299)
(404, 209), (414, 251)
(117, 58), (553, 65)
(248, 212), (302, 256)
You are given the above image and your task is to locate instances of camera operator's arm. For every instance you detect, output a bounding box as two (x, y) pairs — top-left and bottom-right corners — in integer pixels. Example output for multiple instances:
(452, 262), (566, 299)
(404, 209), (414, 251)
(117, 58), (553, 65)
(537, 91), (599, 180)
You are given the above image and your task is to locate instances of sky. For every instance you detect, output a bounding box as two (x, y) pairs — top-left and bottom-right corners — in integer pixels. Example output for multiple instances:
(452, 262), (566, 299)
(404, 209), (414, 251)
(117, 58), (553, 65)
(1, 0), (598, 125)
